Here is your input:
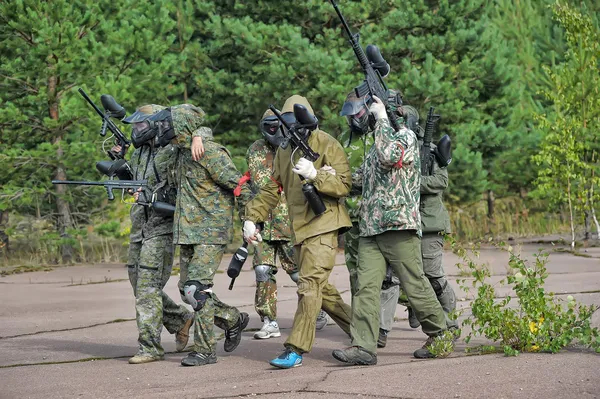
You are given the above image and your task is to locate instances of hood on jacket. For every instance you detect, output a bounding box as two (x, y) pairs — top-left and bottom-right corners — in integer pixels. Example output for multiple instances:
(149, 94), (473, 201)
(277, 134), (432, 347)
(281, 95), (314, 115)
(171, 104), (213, 144)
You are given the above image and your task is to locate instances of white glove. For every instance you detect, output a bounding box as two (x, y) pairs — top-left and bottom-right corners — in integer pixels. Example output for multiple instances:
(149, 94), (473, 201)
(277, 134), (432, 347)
(292, 157), (317, 180)
(369, 95), (387, 120)
(243, 220), (262, 245)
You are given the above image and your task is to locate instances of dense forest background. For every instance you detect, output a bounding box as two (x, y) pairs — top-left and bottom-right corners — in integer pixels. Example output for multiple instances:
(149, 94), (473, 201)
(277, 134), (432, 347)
(1, 0), (599, 264)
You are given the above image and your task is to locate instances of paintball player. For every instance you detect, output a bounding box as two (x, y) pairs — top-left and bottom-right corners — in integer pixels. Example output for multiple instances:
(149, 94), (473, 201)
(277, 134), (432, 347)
(245, 109), (328, 339)
(337, 90), (402, 349)
(243, 95), (353, 369)
(148, 104), (254, 367)
(380, 105), (458, 333)
(119, 104), (194, 365)
(332, 96), (450, 366)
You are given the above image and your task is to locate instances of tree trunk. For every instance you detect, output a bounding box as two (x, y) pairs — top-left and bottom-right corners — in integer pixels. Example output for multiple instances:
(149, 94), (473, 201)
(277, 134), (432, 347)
(48, 65), (74, 263)
(584, 210), (590, 241)
(567, 176), (576, 250)
(487, 189), (495, 220)
(0, 211), (8, 254)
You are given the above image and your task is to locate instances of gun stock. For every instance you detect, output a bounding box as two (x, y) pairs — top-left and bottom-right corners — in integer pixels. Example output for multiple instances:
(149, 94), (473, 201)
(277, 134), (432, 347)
(78, 88), (130, 160)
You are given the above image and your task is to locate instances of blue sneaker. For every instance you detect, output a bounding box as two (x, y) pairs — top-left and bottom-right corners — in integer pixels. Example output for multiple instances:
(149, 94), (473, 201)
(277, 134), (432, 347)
(269, 348), (302, 369)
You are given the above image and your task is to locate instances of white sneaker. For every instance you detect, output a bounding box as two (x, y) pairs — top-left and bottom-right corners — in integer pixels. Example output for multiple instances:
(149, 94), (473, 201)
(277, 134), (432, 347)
(254, 320), (281, 339)
(316, 310), (328, 331)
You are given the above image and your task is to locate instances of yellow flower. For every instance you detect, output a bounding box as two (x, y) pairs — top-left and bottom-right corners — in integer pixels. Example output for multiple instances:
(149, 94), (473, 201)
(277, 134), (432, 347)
(539, 317), (544, 324)
(530, 345), (540, 352)
(529, 321), (539, 333)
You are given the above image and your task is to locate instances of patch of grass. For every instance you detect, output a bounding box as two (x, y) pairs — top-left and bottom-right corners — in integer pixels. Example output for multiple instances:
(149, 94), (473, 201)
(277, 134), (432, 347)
(0, 264), (53, 277)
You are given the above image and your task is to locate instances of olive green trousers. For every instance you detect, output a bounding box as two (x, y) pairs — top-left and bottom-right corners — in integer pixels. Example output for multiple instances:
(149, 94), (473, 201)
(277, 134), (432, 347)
(351, 230), (447, 353)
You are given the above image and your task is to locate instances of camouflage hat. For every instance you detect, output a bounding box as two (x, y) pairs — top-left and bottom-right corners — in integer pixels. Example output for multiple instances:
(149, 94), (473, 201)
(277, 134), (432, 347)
(170, 104), (212, 145)
(122, 104), (166, 124)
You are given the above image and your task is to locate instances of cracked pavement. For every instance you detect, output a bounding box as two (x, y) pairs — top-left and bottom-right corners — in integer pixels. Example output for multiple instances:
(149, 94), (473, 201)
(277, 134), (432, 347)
(0, 245), (599, 398)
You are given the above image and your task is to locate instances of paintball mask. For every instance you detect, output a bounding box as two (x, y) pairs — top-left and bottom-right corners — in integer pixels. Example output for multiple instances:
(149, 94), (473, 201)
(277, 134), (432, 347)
(123, 105), (165, 148)
(340, 91), (371, 135)
(148, 108), (175, 147)
(260, 110), (288, 149)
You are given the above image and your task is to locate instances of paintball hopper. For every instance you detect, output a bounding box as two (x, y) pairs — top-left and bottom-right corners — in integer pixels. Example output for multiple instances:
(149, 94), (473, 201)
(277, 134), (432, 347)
(96, 159), (133, 180)
(293, 104), (318, 131)
(434, 135), (452, 167)
(227, 242), (249, 290)
(366, 44), (390, 78)
(100, 95), (126, 119)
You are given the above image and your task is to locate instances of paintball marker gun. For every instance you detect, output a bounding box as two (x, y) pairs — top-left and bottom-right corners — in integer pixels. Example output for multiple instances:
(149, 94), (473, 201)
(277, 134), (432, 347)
(78, 88), (131, 160)
(421, 107), (440, 176)
(329, 0), (400, 131)
(268, 104), (326, 216)
(51, 179), (147, 201)
(95, 158), (134, 181)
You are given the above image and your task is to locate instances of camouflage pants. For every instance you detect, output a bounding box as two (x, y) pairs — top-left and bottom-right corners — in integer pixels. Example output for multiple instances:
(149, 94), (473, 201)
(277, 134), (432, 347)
(127, 236), (191, 358)
(344, 222), (399, 315)
(252, 240), (297, 322)
(179, 244), (240, 354)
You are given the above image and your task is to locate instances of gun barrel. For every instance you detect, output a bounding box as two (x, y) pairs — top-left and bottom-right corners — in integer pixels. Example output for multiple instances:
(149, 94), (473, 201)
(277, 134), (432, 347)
(51, 180), (147, 186)
(78, 88), (105, 119)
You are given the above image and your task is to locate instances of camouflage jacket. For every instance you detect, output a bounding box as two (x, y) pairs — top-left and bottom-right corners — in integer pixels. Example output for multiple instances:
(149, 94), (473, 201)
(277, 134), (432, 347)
(420, 143), (451, 234)
(128, 144), (177, 243)
(168, 104), (253, 245)
(354, 117), (421, 237)
(337, 130), (374, 222)
(246, 139), (292, 242)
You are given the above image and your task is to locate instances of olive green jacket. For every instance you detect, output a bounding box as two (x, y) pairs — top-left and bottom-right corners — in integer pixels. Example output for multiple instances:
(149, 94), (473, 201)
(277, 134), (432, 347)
(420, 143), (451, 234)
(245, 97), (352, 244)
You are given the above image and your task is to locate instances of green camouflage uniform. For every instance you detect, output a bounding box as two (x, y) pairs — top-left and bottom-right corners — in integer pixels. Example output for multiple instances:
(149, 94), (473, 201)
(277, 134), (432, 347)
(126, 140), (191, 359)
(246, 95), (352, 354)
(350, 117), (447, 353)
(418, 143), (457, 328)
(168, 104), (254, 355)
(246, 139), (298, 322)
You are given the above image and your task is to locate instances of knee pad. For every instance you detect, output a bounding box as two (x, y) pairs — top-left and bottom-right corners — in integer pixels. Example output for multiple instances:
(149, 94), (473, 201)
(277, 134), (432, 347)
(183, 280), (212, 311)
(289, 271), (299, 284)
(428, 277), (448, 297)
(255, 265), (273, 283)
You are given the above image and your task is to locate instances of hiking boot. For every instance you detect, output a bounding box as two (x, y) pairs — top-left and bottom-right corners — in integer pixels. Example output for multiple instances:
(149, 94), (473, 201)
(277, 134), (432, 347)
(224, 312), (249, 352)
(316, 310), (328, 330)
(269, 347), (302, 369)
(254, 320), (281, 339)
(377, 329), (388, 348)
(413, 336), (437, 359)
(408, 306), (420, 329)
(332, 346), (377, 366)
(175, 315), (194, 352)
(181, 351), (217, 367)
(128, 354), (163, 364)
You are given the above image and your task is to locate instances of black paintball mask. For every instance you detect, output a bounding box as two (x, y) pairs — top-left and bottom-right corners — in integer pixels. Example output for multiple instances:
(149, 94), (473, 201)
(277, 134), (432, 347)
(260, 111), (288, 149)
(123, 107), (161, 148)
(340, 92), (372, 135)
(148, 108), (175, 147)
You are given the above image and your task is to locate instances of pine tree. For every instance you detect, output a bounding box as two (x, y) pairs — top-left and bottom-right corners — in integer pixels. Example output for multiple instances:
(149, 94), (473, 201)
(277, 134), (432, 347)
(0, 0), (176, 262)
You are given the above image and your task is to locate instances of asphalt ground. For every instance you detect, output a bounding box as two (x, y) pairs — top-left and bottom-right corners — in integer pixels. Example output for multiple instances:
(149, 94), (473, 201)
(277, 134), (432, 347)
(0, 244), (599, 398)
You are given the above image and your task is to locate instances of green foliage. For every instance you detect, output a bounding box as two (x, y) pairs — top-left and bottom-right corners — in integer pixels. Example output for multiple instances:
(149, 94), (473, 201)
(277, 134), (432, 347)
(532, 2), (600, 246)
(452, 239), (600, 355)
